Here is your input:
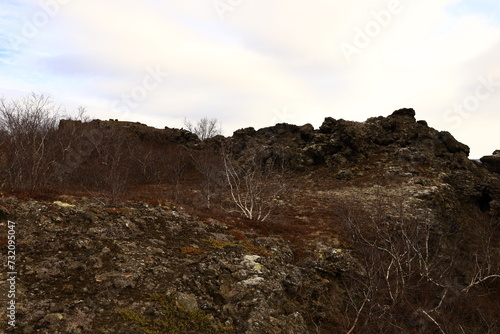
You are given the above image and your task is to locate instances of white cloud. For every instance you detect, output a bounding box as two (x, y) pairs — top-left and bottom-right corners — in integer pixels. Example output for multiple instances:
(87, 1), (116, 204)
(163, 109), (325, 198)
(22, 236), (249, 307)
(0, 0), (499, 157)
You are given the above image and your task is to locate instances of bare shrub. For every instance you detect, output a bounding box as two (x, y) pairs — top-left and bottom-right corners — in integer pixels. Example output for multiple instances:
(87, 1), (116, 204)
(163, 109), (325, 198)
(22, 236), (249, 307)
(337, 194), (500, 334)
(461, 212), (500, 293)
(223, 145), (286, 221)
(0, 93), (61, 192)
(184, 117), (222, 141)
(133, 145), (160, 185)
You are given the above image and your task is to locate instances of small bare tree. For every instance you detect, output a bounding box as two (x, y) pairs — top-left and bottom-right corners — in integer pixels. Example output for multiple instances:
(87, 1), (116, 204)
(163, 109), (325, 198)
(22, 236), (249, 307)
(184, 117), (222, 141)
(223, 146), (285, 221)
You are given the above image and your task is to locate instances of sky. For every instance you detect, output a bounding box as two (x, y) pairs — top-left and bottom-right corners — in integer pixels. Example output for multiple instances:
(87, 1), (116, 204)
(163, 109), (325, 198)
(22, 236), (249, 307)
(0, 0), (499, 158)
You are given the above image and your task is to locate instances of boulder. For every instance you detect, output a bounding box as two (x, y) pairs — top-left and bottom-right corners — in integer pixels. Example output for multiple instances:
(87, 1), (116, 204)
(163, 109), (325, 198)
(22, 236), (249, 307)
(480, 150), (500, 174)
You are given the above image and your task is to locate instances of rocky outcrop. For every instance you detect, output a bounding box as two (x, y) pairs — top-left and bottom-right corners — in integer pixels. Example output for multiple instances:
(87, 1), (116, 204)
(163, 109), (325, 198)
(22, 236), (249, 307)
(223, 108), (473, 169)
(59, 119), (200, 147)
(221, 109), (499, 214)
(481, 150), (500, 174)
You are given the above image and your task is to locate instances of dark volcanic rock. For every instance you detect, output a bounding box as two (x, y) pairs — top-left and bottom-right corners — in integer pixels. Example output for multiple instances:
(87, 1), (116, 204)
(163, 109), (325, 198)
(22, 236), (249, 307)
(436, 131), (470, 155)
(2, 197), (351, 334)
(220, 108), (499, 214)
(481, 150), (500, 174)
(225, 108), (474, 170)
(390, 107), (416, 118)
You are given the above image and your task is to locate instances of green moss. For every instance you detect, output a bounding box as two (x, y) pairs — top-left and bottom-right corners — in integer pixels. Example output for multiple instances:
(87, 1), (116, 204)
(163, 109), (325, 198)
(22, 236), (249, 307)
(118, 294), (234, 334)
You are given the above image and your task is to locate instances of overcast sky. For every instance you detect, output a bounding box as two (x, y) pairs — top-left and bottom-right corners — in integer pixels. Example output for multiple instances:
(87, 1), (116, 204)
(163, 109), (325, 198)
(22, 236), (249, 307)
(1, 0), (499, 158)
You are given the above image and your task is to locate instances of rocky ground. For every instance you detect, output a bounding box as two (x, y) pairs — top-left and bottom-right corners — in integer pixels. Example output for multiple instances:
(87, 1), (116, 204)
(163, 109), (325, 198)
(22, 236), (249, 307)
(0, 109), (499, 333)
(1, 175), (498, 333)
(0, 195), (354, 334)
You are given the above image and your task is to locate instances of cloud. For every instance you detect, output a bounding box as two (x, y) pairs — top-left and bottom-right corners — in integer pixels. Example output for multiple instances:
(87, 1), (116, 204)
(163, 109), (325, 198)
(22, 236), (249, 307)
(0, 0), (499, 157)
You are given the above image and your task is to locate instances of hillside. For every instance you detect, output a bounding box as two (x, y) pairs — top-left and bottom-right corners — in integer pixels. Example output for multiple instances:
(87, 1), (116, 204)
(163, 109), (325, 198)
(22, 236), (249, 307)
(0, 108), (499, 333)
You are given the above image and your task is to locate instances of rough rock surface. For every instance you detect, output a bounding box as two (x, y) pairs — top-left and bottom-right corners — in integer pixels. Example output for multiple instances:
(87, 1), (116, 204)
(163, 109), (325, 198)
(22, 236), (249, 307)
(481, 150), (500, 174)
(219, 109), (500, 215)
(1, 109), (499, 333)
(1, 198), (351, 333)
